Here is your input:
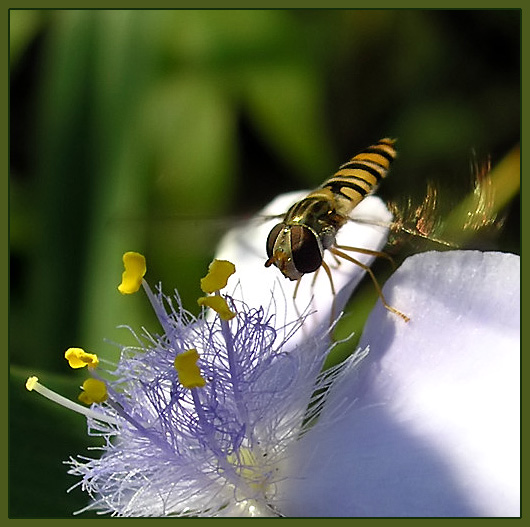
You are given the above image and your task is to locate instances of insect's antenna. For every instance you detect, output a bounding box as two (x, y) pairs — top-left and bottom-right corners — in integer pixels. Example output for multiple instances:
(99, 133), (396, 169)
(330, 248), (410, 323)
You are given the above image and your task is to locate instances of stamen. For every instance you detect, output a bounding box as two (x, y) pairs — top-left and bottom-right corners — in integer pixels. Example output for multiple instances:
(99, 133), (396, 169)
(197, 295), (236, 321)
(218, 311), (247, 423)
(118, 251), (146, 294)
(200, 259), (236, 293)
(65, 347), (99, 369)
(25, 376), (118, 425)
(78, 378), (108, 404)
(174, 349), (206, 389)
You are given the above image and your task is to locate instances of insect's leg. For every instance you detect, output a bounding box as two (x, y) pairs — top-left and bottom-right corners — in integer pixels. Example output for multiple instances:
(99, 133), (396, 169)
(330, 248), (410, 322)
(291, 277), (311, 329)
(293, 277), (302, 301)
(329, 250), (341, 269)
(320, 260), (336, 296)
(310, 267), (320, 288)
(334, 244), (396, 269)
(320, 259), (338, 323)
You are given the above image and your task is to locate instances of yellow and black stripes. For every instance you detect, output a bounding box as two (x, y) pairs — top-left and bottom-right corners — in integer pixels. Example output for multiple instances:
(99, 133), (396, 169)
(265, 137), (409, 322)
(319, 138), (397, 207)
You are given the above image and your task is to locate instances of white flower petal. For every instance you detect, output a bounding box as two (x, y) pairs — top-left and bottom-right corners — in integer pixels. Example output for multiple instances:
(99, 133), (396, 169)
(215, 191), (393, 340)
(278, 250), (520, 517)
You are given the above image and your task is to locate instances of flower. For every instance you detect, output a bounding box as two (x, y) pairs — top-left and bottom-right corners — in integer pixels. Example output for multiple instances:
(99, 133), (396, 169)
(25, 191), (519, 517)
(273, 250), (520, 517)
(25, 192), (393, 517)
(58, 257), (368, 517)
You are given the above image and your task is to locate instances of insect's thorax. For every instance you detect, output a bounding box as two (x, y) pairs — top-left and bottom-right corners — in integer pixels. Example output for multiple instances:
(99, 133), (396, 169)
(283, 189), (347, 250)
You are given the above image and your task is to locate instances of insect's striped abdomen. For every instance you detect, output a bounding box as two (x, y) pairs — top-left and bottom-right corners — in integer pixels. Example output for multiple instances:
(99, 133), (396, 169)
(318, 138), (397, 215)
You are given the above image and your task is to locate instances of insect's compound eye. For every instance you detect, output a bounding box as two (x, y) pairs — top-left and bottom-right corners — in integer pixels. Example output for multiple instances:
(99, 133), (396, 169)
(266, 223), (285, 259)
(290, 225), (322, 274)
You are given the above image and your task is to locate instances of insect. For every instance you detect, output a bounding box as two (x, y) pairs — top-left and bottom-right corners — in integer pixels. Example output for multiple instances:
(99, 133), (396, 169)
(264, 137), (410, 322)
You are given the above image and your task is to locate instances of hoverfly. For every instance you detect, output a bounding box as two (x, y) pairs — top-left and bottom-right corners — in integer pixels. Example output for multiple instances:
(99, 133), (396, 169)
(264, 138), (410, 322)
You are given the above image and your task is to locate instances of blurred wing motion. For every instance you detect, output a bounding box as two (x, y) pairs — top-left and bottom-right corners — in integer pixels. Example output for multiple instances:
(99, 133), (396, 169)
(386, 153), (504, 251)
(263, 138), (508, 323)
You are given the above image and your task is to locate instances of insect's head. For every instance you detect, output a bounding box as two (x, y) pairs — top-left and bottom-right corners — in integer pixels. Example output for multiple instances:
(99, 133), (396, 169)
(265, 223), (323, 281)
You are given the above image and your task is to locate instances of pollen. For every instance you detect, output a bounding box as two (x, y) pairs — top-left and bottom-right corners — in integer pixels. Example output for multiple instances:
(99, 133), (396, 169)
(78, 378), (108, 405)
(25, 376), (39, 391)
(200, 259), (236, 293)
(65, 347), (100, 369)
(197, 295), (236, 321)
(118, 251), (147, 294)
(174, 348), (206, 389)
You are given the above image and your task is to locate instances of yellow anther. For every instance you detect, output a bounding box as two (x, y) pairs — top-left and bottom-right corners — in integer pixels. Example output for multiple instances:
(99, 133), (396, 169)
(118, 251), (146, 294)
(197, 295), (236, 321)
(65, 347), (100, 369)
(78, 378), (108, 405)
(26, 376), (39, 391)
(174, 348), (206, 389)
(200, 259), (236, 294)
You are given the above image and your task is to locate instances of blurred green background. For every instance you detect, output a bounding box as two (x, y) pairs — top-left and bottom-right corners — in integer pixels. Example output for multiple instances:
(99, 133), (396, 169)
(9, 9), (520, 518)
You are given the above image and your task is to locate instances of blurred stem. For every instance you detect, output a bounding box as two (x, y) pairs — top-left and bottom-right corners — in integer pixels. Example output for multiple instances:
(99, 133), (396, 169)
(78, 11), (156, 361)
(26, 11), (96, 371)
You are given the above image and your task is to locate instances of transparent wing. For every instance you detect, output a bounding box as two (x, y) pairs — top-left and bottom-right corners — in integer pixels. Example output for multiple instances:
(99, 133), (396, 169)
(351, 154), (504, 252)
